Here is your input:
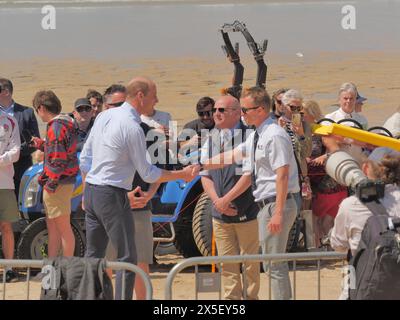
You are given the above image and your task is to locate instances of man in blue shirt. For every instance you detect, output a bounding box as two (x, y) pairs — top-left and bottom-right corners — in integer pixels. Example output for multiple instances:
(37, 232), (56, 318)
(80, 77), (198, 300)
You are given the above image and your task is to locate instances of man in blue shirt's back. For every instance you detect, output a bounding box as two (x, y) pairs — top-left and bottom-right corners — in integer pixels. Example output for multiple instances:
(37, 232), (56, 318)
(80, 77), (198, 300)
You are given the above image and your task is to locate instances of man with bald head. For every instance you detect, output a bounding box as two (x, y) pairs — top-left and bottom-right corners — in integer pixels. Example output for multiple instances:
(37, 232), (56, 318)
(200, 95), (259, 300)
(80, 77), (198, 300)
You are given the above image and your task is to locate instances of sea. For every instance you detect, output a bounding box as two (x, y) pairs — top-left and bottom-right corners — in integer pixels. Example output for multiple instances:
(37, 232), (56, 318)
(0, 0), (399, 59)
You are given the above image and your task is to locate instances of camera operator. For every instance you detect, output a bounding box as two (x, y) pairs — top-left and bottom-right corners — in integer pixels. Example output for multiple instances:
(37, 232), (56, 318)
(330, 147), (400, 256)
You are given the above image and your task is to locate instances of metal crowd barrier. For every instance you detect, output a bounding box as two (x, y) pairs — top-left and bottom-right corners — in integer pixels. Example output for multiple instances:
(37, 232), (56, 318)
(165, 252), (347, 300)
(0, 259), (153, 300)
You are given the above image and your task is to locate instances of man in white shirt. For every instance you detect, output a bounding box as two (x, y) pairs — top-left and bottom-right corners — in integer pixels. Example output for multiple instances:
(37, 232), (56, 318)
(0, 109), (21, 282)
(202, 87), (300, 300)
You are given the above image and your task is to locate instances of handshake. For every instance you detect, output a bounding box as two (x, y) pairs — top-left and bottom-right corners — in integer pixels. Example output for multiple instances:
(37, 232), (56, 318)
(180, 163), (202, 182)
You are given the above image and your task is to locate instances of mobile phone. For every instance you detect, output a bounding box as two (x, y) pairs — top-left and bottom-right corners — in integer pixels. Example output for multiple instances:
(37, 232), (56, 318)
(291, 113), (302, 127)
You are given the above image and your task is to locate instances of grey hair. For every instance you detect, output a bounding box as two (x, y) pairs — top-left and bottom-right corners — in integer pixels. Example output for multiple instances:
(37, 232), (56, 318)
(282, 89), (303, 106)
(338, 82), (358, 96)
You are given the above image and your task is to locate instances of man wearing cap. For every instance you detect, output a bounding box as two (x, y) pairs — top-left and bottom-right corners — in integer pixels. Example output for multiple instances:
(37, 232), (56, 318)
(71, 98), (94, 152)
(355, 91), (367, 113)
(178, 96), (215, 150)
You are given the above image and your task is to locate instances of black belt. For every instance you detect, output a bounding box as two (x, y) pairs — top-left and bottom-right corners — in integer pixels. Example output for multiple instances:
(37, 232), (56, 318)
(256, 193), (293, 210)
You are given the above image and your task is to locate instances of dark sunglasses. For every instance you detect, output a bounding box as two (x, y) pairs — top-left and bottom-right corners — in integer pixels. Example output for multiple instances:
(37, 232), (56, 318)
(212, 107), (236, 114)
(76, 105), (92, 113)
(107, 101), (124, 107)
(197, 110), (212, 117)
(288, 105), (302, 112)
(241, 106), (260, 114)
(275, 99), (282, 105)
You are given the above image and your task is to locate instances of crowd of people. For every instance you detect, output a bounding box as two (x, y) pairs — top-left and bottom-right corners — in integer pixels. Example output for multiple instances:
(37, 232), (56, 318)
(0, 75), (399, 299)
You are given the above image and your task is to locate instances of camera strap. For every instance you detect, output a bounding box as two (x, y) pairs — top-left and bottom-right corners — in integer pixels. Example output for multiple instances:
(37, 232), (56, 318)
(363, 200), (389, 217)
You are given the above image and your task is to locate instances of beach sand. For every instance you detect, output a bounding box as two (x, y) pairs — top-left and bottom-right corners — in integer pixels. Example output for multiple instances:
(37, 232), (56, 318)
(1, 51), (399, 132)
(0, 253), (344, 300)
(1, 50), (399, 301)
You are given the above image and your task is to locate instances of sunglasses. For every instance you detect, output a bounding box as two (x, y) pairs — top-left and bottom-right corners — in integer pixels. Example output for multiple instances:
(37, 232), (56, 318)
(197, 110), (212, 117)
(212, 107), (236, 114)
(288, 105), (302, 112)
(107, 101), (124, 107)
(76, 105), (92, 113)
(275, 99), (282, 105)
(241, 106), (260, 114)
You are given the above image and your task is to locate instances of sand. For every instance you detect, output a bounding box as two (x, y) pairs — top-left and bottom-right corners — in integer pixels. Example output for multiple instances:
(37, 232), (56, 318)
(0, 252), (345, 300)
(1, 51), (399, 133)
(0, 50), (398, 300)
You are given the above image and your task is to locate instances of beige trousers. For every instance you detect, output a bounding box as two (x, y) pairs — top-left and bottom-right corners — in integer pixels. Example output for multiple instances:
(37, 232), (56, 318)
(212, 218), (260, 300)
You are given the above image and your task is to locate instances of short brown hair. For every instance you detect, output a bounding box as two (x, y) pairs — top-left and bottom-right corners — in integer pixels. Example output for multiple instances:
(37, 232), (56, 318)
(241, 86), (271, 112)
(32, 90), (62, 115)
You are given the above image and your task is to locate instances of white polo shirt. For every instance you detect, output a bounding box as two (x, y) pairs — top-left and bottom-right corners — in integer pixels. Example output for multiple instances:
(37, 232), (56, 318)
(0, 110), (21, 189)
(140, 110), (175, 139)
(325, 107), (368, 130)
(241, 117), (300, 202)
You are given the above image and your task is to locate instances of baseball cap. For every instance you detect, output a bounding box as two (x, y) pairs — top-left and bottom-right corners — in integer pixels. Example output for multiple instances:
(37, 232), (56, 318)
(74, 98), (92, 110)
(356, 93), (367, 104)
(368, 147), (400, 163)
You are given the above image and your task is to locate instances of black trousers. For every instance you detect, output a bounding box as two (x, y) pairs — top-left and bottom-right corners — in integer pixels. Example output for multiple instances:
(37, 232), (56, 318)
(84, 183), (137, 300)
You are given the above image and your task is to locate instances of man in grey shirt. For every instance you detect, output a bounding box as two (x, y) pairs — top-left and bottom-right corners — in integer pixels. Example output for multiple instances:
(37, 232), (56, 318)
(80, 77), (198, 300)
(202, 87), (299, 300)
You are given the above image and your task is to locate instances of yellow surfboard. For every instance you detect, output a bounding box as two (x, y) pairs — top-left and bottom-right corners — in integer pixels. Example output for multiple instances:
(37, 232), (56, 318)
(312, 123), (400, 151)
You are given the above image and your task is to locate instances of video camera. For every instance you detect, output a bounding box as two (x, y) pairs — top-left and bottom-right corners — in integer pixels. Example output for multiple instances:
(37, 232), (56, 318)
(325, 150), (385, 203)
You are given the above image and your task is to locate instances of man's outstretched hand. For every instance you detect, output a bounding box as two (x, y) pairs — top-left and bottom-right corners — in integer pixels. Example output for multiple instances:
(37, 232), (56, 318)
(181, 164), (200, 182)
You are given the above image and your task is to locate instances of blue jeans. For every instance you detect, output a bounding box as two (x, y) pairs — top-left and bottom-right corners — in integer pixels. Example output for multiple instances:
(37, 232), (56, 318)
(293, 191), (302, 216)
(257, 196), (297, 300)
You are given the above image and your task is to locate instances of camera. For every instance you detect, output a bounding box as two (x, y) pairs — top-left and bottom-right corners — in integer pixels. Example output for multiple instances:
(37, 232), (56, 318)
(325, 150), (385, 203)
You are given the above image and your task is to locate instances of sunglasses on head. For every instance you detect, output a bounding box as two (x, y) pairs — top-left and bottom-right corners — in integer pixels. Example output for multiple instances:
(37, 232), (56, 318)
(197, 110), (212, 117)
(107, 101), (124, 107)
(241, 106), (260, 114)
(76, 105), (92, 113)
